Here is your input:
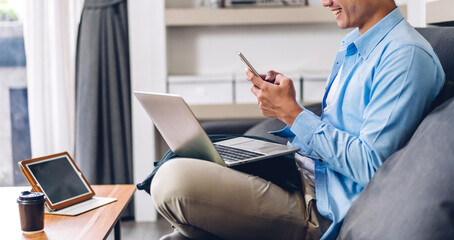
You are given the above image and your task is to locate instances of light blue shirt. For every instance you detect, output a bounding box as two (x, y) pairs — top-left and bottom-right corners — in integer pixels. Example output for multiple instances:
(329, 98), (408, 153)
(272, 8), (445, 239)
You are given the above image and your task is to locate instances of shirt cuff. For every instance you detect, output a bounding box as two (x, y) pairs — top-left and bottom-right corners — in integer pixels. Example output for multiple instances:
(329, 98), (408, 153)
(268, 125), (296, 141)
(290, 109), (322, 145)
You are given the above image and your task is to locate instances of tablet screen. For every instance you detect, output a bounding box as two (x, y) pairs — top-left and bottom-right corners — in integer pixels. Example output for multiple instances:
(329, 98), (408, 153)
(27, 155), (91, 205)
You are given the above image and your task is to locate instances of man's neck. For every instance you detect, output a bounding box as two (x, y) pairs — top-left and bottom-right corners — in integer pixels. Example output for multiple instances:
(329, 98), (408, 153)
(359, 3), (397, 35)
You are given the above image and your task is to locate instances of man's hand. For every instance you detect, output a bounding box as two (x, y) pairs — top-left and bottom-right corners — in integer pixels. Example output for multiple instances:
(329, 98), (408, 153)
(245, 68), (303, 126)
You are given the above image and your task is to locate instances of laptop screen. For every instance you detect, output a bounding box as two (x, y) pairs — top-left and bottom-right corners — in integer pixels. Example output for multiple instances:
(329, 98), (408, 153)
(26, 155), (91, 205)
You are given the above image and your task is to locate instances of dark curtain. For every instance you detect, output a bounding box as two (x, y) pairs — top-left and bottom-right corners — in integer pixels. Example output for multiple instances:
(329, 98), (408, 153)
(75, 0), (133, 218)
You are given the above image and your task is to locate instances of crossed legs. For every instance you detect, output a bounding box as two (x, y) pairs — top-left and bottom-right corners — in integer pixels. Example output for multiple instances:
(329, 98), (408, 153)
(151, 158), (325, 240)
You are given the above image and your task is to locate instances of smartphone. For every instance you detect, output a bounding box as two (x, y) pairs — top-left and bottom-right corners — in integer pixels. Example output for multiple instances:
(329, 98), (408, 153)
(237, 51), (263, 80)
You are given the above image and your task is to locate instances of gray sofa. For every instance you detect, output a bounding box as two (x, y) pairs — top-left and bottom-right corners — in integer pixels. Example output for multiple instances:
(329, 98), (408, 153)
(201, 27), (454, 239)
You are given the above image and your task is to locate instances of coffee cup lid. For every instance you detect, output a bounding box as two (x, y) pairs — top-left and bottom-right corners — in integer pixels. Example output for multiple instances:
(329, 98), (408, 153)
(17, 191), (46, 204)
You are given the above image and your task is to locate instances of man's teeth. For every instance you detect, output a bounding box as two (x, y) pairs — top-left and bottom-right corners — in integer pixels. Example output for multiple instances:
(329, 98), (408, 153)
(333, 9), (342, 15)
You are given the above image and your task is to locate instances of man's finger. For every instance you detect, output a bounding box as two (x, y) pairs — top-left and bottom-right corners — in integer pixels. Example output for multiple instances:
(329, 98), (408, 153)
(273, 73), (289, 85)
(250, 84), (260, 96)
(246, 68), (263, 87)
(265, 70), (279, 83)
(246, 68), (270, 90)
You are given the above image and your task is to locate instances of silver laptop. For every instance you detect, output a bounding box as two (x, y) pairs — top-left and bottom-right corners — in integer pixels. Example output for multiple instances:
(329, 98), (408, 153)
(134, 92), (299, 167)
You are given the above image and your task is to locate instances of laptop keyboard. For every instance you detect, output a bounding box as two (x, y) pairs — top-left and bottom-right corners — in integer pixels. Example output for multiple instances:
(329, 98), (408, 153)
(214, 144), (264, 162)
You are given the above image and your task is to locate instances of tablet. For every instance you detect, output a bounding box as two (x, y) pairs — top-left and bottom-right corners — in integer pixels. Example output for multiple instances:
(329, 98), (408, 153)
(18, 152), (95, 211)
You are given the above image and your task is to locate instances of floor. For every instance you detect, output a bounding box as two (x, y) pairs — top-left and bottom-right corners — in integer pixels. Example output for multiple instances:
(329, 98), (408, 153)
(106, 216), (174, 240)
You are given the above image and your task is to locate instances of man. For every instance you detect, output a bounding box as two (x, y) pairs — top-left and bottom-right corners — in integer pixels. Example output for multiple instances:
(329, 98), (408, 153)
(152, 0), (445, 239)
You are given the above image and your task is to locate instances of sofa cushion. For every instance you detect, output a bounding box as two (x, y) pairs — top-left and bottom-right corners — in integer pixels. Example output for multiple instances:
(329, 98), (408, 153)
(416, 27), (454, 109)
(337, 98), (454, 240)
(201, 118), (264, 135)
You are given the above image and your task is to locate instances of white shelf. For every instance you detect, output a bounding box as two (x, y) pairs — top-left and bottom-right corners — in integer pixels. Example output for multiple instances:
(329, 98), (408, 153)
(426, 0), (454, 24)
(166, 5), (409, 27)
(165, 7), (336, 26)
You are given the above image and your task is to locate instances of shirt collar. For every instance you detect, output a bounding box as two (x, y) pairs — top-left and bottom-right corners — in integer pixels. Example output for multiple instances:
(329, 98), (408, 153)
(354, 7), (404, 59)
(340, 7), (404, 60)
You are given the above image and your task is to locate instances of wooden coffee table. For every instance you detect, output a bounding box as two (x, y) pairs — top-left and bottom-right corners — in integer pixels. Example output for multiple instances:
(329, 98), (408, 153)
(0, 184), (135, 240)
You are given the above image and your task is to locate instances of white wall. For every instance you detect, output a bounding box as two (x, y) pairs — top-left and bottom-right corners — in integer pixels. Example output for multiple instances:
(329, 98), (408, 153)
(128, 0), (167, 222)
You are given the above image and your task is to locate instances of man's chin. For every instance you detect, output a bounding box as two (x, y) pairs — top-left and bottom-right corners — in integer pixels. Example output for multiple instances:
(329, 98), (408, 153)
(337, 22), (350, 30)
(337, 23), (345, 29)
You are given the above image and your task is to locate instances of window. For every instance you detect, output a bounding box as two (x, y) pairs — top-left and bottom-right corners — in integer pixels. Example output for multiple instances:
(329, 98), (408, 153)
(0, 0), (29, 186)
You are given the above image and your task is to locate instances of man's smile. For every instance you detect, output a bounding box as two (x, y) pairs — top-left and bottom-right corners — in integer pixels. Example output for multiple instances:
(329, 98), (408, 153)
(332, 8), (343, 16)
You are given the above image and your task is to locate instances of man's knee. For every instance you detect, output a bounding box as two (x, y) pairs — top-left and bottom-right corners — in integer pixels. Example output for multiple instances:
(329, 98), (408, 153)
(151, 158), (217, 209)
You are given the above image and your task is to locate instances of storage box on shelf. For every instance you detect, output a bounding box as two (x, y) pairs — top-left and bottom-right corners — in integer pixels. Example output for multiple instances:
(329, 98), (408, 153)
(167, 71), (328, 106)
(234, 73), (302, 104)
(168, 75), (234, 105)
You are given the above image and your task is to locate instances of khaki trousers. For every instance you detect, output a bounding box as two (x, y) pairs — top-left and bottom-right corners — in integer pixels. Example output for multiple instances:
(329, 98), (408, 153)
(151, 158), (331, 240)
